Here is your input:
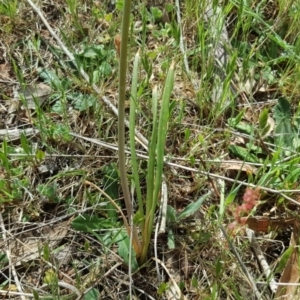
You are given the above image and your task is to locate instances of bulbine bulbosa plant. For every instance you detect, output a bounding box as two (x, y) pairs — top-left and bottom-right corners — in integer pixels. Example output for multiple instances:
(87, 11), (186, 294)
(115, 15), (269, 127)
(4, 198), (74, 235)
(117, 0), (174, 265)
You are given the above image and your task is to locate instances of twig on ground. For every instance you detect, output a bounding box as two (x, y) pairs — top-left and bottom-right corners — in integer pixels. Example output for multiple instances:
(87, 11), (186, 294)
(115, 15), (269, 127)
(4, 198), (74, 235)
(0, 290), (38, 298)
(71, 132), (300, 206)
(158, 178), (168, 234)
(0, 213), (26, 300)
(83, 181), (132, 239)
(153, 178), (168, 281)
(154, 223), (162, 282)
(40, 282), (81, 297)
(246, 228), (277, 294)
(152, 257), (188, 300)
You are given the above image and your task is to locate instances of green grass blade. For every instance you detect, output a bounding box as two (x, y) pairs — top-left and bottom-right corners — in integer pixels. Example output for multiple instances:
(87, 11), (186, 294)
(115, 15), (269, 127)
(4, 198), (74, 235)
(153, 62), (175, 204)
(178, 191), (211, 221)
(118, 0), (141, 257)
(145, 85), (159, 217)
(140, 63), (175, 263)
(129, 49), (144, 222)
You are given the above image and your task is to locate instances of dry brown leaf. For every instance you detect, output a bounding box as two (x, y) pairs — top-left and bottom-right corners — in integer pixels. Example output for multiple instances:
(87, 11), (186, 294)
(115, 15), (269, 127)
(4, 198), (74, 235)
(246, 216), (295, 233)
(114, 35), (121, 58)
(12, 83), (52, 111)
(261, 116), (275, 139)
(220, 161), (257, 175)
(275, 220), (300, 299)
(182, 249), (190, 279)
(0, 63), (10, 81)
(0, 128), (39, 141)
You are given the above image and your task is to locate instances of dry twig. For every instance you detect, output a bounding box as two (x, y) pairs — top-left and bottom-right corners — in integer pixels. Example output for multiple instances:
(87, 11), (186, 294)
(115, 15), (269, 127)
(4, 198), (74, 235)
(246, 228), (277, 294)
(0, 213), (26, 300)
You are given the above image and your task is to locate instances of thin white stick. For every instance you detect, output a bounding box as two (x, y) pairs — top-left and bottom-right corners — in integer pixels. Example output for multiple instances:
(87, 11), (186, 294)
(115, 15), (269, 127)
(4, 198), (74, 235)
(159, 179), (168, 234)
(154, 223), (161, 281)
(0, 213), (26, 300)
(8, 130), (300, 181)
(40, 282), (81, 297)
(0, 290), (37, 298)
(258, 282), (300, 286)
(8, 150), (300, 172)
(153, 180), (169, 282)
(69, 131), (300, 205)
(154, 178), (168, 281)
(246, 228), (277, 293)
(152, 257), (188, 300)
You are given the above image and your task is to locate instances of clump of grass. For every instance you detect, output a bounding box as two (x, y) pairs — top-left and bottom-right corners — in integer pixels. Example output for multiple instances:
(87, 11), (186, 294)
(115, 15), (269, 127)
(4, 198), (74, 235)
(117, 0), (176, 265)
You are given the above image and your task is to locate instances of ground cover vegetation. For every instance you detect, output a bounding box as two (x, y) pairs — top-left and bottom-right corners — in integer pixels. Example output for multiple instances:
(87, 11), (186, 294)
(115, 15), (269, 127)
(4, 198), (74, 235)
(1, 0), (300, 299)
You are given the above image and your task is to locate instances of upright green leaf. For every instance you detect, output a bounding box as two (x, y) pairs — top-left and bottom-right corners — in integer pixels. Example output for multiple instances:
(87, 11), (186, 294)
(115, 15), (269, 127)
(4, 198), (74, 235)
(102, 163), (119, 220)
(153, 62), (175, 206)
(178, 191), (211, 221)
(129, 50), (144, 223)
(259, 108), (268, 130)
(72, 215), (114, 232)
(83, 288), (100, 300)
(273, 97), (295, 150)
(274, 97), (291, 121)
(140, 63), (175, 264)
(116, 231), (139, 271)
(275, 246), (293, 274)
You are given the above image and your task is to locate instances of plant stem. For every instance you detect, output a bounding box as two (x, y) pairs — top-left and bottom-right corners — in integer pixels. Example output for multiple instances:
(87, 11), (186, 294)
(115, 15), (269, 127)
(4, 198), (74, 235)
(118, 0), (141, 255)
